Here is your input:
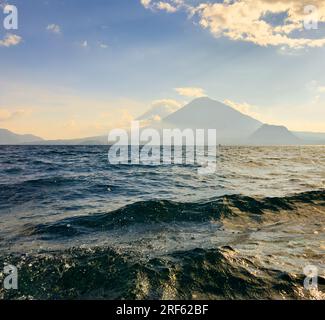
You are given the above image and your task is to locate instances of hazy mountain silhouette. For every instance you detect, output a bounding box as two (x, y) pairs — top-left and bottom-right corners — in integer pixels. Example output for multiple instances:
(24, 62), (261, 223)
(137, 103), (180, 122)
(161, 97), (262, 143)
(249, 124), (301, 145)
(2, 97), (324, 145)
(0, 128), (43, 145)
(294, 131), (325, 144)
(27, 136), (108, 145)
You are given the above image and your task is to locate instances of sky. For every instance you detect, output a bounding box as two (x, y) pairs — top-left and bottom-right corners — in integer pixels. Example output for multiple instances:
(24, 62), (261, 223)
(1, 0), (325, 139)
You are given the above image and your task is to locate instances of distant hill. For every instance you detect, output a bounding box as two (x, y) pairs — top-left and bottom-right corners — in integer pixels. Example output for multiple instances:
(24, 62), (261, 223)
(161, 97), (262, 143)
(27, 135), (107, 145)
(2, 98), (325, 146)
(249, 124), (301, 145)
(0, 128), (43, 145)
(294, 131), (325, 144)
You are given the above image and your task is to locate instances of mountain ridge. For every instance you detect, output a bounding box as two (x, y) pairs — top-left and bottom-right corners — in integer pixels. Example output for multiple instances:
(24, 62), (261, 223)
(1, 97), (325, 145)
(0, 128), (43, 145)
(248, 124), (301, 145)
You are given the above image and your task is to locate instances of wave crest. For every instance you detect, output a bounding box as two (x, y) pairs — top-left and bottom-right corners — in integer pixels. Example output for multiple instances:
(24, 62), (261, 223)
(22, 190), (325, 238)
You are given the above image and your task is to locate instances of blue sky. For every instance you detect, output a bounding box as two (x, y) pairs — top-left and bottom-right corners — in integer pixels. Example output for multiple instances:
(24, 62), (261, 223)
(1, 0), (325, 139)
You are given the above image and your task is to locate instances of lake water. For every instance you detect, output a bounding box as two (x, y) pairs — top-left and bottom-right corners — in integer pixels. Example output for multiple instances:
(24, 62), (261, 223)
(0, 145), (324, 299)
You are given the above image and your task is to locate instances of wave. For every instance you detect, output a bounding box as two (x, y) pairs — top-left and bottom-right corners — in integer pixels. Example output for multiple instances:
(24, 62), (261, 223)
(22, 190), (325, 238)
(1, 245), (323, 300)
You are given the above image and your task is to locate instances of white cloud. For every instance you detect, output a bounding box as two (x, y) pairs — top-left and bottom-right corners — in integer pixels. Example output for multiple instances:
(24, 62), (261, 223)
(140, 0), (183, 13)
(138, 99), (182, 122)
(99, 42), (108, 49)
(46, 24), (61, 34)
(141, 0), (152, 9)
(175, 87), (206, 98)
(157, 2), (177, 13)
(0, 80), (145, 139)
(277, 46), (308, 56)
(0, 33), (22, 47)
(152, 99), (182, 109)
(141, 0), (325, 49)
(224, 97), (325, 132)
(0, 109), (29, 121)
(224, 99), (262, 120)
(307, 80), (325, 94)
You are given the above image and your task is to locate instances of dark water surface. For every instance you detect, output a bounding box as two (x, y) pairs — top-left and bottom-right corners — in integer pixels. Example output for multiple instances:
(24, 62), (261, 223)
(0, 145), (324, 299)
